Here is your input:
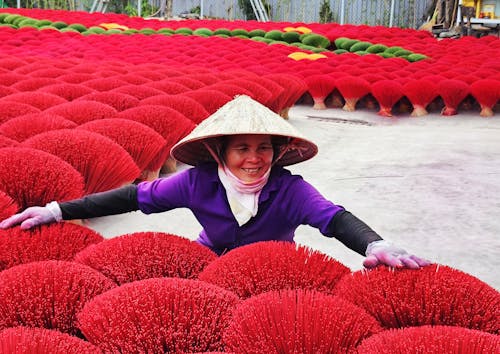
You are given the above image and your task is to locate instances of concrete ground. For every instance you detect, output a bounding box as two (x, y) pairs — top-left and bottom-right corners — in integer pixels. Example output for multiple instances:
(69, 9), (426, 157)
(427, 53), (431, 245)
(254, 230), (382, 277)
(87, 105), (500, 291)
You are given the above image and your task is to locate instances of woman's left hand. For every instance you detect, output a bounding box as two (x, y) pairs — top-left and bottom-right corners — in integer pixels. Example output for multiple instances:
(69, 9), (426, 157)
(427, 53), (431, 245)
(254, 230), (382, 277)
(363, 240), (430, 269)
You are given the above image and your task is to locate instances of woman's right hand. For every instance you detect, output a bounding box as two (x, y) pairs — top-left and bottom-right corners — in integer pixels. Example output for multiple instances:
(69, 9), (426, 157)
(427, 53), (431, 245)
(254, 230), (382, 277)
(0, 202), (62, 230)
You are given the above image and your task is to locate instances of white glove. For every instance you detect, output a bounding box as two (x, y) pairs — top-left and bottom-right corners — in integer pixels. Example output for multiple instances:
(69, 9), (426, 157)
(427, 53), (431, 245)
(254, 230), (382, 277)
(0, 201), (62, 230)
(363, 240), (430, 269)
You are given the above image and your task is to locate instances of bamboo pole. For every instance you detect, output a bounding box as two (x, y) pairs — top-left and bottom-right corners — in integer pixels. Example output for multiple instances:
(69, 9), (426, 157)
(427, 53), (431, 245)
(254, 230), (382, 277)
(389, 0), (395, 26)
(340, 0), (345, 24)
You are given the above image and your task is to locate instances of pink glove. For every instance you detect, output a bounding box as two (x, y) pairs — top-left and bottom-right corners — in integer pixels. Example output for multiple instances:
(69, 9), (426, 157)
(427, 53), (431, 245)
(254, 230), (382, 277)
(0, 201), (62, 230)
(363, 240), (430, 269)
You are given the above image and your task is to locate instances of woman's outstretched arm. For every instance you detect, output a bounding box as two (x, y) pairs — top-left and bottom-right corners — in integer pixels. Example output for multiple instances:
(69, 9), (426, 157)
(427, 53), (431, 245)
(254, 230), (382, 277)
(0, 185), (139, 230)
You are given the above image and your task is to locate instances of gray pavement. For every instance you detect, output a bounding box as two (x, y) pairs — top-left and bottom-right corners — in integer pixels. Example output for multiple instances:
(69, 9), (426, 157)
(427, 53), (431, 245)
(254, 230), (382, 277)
(87, 105), (500, 291)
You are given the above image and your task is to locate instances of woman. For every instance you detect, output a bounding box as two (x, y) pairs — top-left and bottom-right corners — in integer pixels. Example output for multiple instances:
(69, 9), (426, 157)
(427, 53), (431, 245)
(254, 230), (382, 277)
(0, 95), (429, 269)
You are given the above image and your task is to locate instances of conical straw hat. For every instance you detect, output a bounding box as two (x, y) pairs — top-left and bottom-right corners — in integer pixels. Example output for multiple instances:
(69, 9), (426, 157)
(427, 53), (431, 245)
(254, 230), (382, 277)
(171, 95), (318, 166)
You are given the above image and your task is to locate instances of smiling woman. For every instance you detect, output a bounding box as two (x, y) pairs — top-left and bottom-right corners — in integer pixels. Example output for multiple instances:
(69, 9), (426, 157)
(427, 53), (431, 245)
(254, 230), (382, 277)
(215, 134), (275, 227)
(0, 95), (429, 270)
(224, 134), (274, 182)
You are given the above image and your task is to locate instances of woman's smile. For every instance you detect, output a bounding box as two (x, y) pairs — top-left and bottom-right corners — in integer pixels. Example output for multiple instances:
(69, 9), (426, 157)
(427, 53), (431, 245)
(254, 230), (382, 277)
(241, 167), (261, 174)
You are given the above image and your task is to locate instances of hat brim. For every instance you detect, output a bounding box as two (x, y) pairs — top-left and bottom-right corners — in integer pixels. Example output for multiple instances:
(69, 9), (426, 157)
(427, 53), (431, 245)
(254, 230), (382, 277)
(170, 95), (319, 166)
(171, 132), (318, 166)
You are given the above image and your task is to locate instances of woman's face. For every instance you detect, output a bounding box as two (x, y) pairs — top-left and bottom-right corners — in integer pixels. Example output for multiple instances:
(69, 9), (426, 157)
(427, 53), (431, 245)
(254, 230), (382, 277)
(224, 134), (274, 182)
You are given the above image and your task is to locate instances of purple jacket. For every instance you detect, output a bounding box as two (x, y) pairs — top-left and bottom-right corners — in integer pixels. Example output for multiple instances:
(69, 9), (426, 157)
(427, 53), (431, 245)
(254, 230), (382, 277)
(137, 164), (343, 254)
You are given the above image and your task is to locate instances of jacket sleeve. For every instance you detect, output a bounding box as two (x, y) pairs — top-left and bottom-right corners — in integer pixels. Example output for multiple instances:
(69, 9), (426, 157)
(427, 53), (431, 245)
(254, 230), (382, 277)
(59, 185), (139, 220)
(326, 210), (383, 256)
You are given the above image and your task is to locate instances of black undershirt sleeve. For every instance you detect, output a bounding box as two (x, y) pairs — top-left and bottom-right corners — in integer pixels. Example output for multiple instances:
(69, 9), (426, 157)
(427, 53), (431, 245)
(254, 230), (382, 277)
(59, 185), (139, 220)
(326, 210), (383, 256)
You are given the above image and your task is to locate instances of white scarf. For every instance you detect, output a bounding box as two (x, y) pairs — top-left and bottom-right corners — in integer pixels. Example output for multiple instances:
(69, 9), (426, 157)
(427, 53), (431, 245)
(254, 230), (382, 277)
(218, 166), (270, 226)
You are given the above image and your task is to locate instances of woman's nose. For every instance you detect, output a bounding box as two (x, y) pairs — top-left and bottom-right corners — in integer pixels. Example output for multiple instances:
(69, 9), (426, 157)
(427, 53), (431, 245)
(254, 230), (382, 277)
(246, 150), (260, 161)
